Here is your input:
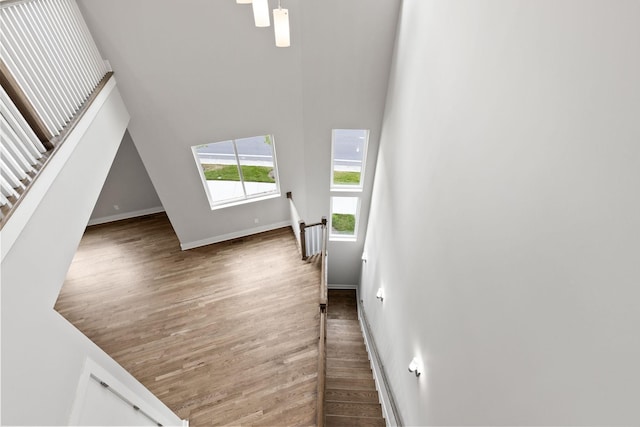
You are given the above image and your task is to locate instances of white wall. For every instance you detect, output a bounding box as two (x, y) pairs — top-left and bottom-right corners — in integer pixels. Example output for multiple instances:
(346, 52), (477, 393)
(1, 81), (182, 426)
(90, 130), (163, 224)
(76, 1), (400, 285)
(300, 0), (400, 285)
(361, 1), (640, 425)
(77, 0), (309, 249)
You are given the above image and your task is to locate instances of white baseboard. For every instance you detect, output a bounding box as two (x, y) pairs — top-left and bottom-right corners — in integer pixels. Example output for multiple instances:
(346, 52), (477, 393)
(358, 300), (401, 427)
(180, 221), (291, 250)
(87, 206), (165, 226)
(328, 283), (357, 290)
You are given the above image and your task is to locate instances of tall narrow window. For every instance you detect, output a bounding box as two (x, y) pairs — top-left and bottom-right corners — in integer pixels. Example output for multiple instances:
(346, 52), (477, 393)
(330, 196), (360, 241)
(192, 135), (280, 209)
(330, 129), (369, 191)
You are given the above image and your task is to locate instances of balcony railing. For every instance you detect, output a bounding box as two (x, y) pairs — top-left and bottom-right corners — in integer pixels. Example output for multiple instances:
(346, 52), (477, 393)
(0, 0), (111, 225)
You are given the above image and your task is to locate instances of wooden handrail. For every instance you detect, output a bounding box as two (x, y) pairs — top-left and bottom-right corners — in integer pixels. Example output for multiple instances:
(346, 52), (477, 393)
(287, 191), (329, 424)
(317, 305), (327, 427)
(0, 58), (53, 146)
(316, 217), (328, 426)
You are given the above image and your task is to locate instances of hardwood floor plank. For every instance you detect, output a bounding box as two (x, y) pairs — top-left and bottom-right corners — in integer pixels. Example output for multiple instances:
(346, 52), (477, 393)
(55, 213), (321, 426)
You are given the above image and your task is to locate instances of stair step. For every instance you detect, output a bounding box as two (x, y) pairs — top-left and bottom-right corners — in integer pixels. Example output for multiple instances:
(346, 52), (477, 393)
(327, 320), (359, 326)
(324, 290), (385, 426)
(327, 366), (375, 380)
(325, 401), (383, 418)
(326, 389), (381, 404)
(326, 357), (371, 370)
(325, 415), (386, 427)
(327, 349), (369, 360)
(326, 377), (377, 391)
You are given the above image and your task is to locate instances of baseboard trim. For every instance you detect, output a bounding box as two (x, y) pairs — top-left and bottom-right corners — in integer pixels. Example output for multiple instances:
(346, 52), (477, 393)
(180, 221), (291, 250)
(87, 206), (165, 226)
(328, 283), (357, 290)
(358, 299), (402, 426)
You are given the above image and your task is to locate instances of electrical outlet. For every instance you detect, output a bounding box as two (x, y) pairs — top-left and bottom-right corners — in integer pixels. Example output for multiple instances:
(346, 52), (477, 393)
(113, 205), (119, 211)
(254, 218), (259, 224)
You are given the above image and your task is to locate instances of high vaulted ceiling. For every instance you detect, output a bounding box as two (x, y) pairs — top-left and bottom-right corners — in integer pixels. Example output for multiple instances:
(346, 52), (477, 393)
(78, 0), (400, 282)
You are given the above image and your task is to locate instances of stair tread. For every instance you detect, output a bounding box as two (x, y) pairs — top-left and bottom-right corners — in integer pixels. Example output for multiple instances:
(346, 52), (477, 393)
(326, 377), (377, 391)
(325, 401), (383, 418)
(324, 290), (384, 426)
(325, 415), (386, 427)
(326, 389), (381, 404)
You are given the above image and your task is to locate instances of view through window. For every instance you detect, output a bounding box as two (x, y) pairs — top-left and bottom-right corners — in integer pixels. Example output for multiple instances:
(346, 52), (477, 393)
(329, 129), (368, 240)
(330, 196), (360, 239)
(192, 135), (280, 208)
(331, 129), (369, 190)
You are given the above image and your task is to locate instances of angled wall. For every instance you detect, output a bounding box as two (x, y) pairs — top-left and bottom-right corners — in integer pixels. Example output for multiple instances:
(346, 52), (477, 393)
(89, 130), (163, 225)
(361, 1), (640, 425)
(76, 0), (400, 285)
(1, 80), (182, 426)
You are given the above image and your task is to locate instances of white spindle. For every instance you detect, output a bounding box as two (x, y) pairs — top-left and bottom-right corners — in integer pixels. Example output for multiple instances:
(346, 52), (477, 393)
(0, 159), (26, 190)
(0, 192), (11, 209)
(0, 0), (109, 137)
(0, 24), (59, 134)
(0, 85), (46, 154)
(0, 176), (20, 199)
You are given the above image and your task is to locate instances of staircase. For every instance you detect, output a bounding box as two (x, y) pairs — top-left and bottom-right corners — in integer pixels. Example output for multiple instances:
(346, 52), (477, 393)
(325, 290), (385, 427)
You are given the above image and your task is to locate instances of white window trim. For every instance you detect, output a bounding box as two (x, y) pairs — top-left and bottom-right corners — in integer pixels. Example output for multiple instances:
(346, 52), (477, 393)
(192, 136), (281, 210)
(329, 196), (361, 242)
(330, 129), (369, 192)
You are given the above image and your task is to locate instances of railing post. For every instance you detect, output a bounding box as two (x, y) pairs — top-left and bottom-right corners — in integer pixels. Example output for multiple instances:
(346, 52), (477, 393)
(299, 220), (307, 260)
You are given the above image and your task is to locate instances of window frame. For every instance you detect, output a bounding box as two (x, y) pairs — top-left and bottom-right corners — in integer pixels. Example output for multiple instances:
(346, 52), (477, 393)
(329, 195), (361, 242)
(192, 135), (281, 210)
(329, 129), (369, 192)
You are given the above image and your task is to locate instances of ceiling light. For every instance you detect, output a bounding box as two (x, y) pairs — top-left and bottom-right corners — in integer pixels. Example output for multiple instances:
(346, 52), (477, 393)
(236, 0), (252, 4)
(252, 0), (270, 27)
(273, 2), (290, 47)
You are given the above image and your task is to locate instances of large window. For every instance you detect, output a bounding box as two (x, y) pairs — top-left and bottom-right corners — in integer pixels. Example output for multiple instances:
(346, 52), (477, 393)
(192, 135), (280, 208)
(329, 129), (368, 241)
(330, 129), (369, 191)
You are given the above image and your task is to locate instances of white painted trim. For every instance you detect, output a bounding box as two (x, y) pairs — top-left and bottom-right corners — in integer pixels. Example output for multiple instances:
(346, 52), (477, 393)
(87, 206), (165, 226)
(180, 220), (291, 250)
(68, 357), (187, 426)
(1, 77), (117, 262)
(358, 298), (400, 427)
(328, 283), (357, 290)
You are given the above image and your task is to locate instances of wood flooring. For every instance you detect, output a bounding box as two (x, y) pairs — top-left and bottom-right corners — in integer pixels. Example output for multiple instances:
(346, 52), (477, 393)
(324, 290), (385, 427)
(324, 289), (386, 427)
(55, 213), (321, 426)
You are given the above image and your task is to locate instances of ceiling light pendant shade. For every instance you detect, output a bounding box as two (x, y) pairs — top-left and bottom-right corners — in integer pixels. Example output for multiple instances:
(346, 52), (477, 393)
(236, 0), (252, 4)
(273, 6), (290, 47)
(252, 0), (270, 27)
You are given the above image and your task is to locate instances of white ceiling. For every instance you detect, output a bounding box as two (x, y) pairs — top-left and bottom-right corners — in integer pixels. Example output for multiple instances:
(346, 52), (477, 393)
(77, 0), (400, 264)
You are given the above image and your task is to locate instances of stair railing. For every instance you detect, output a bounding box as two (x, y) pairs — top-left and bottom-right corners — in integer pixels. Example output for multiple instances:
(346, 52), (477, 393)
(286, 191), (326, 260)
(0, 0), (112, 226)
(317, 214), (328, 427)
(286, 192), (328, 426)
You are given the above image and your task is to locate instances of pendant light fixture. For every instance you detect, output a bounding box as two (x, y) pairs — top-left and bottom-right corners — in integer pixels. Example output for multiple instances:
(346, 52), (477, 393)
(252, 0), (270, 27)
(237, 0), (291, 47)
(273, 1), (290, 47)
